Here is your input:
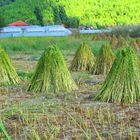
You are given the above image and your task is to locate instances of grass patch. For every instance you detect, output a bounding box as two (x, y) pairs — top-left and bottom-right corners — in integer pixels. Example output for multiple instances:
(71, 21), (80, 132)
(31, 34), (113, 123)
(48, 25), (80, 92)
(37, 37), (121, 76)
(17, 70), (33, 81)
(0, 36), (106, 56)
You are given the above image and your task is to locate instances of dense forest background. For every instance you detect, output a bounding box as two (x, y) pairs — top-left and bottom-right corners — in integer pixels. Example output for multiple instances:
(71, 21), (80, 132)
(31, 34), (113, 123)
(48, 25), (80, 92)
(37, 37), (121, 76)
(0, 0), (140, 27)
(0, 0), (15, 7)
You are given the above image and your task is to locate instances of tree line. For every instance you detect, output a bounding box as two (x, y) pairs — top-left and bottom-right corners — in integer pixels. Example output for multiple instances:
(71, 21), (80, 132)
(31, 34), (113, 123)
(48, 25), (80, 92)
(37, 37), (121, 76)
(0, 0), (140, 28)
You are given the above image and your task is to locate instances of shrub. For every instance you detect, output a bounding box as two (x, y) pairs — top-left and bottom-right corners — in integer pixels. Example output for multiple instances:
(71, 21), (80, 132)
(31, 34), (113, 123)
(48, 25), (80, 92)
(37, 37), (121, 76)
(65, 17), (80, 28)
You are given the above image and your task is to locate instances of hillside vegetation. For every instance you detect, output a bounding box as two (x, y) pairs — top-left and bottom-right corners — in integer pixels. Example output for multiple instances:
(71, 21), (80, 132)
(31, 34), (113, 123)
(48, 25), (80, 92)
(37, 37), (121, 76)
(0, 0), (15, 7)
(0, 0), (140, 27)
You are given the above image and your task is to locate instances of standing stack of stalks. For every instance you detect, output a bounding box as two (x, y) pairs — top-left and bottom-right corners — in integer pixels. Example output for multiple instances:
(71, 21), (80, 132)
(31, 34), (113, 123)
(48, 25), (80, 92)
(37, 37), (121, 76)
(94, 47), (140, 104)
(0, 48), (19, 86)
(91, 44), (115, 75)
(136, 38), (140, 48)
(28, 45), (78, 93)
(110, 35), (118, 48)
(93, 33), (109, 41)
(116, 36), (128, 48)
(70, 43), (96, 72)
(92, 34), (102, 41)
(129, 40), (140, 53)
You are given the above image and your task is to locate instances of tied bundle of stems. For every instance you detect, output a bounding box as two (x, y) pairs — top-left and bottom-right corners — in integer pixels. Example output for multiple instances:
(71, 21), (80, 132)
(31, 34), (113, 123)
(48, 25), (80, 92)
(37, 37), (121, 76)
(116, 36), (128, 48)
(91, 44), (115, 75)
(129, 40), (140, 53)
(28, 45), (78, 93)
(70, 42), (96, 72)
(0, 48), (19, 86)
(94, 47), (140, 104)
(136, 38), (140, 47)
(110, 35), (118, 48)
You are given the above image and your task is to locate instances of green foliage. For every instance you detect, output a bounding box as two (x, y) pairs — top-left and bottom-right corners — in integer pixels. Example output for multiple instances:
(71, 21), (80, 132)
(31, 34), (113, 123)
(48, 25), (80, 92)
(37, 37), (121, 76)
(28, 45), (78, 93)
(94, 47), (140, 104)
(0, 15), (6, 27)
(52, 5), (80, 27)
(0, 0), (48, 25)
(92, 44), (115, 75)
(70, 42), (96, 72)
(0, 48), (19, 86)
(34, 6), (44, 26)
(58, 5), (68, 24)
(52, 6), (62, 25)
(1, 0), (140, 26)
(66, 17), (80, 28)
(0, 0), (15, 7)
(0, 36), (105, 56)
(17, 70), (33, 81)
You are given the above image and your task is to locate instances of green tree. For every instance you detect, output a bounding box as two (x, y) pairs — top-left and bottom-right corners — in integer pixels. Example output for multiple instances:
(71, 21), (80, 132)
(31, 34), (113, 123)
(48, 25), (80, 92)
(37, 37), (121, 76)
(66, 17), (80, 28)
(59, 5), (68, 24)
(1, 0), (140, 27)
(0, 15), (6, 27)
(34, 6), (44, 26)
(52, 6), (62, 25)
(0, 0), (15, 7)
